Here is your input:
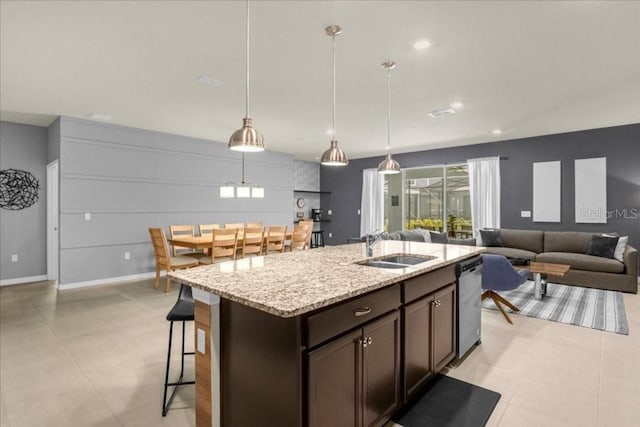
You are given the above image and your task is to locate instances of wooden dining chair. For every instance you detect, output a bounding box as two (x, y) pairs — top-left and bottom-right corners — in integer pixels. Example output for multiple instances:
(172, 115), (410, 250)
(224, 223), (245, 230)
(300, 220), (315, 249)
(265, 226), (287, 254)
(198, 228), (238, 265)
(286, 225), (308, 252)
(169, 225), (203, 257)
(242, 226), (265, 257)
(149, 228), (200, 293)
(198, 224), (220, 236)
(245, 222), (263, 228)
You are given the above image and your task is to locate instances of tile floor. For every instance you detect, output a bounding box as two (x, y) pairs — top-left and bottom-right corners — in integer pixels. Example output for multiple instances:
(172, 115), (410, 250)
(1, 278), (639, 427)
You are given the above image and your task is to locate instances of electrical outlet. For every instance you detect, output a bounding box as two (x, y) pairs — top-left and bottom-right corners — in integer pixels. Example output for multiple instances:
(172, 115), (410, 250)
(521, 210), (531, 218)
(124, 252), (130, 260)
(197, 328), (206, 354)
(357, 209), (361, 215)
(84, 212), (91, 221)
(327, 210), (332, 215)
(11, 254), (18, 262)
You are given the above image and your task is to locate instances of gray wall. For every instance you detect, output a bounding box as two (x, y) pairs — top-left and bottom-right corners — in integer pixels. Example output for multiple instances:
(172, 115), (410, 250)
(57, 117), (294, 285)
(293, 159), (320, 220)
(47, 117), (60, 163)
(321, 124), (640, 254)
(0, 121), (48, 281)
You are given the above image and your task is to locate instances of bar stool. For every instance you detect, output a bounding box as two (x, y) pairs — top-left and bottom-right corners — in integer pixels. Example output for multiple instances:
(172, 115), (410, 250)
(162, 284), (195, 416)
(311, 230), (325, 248)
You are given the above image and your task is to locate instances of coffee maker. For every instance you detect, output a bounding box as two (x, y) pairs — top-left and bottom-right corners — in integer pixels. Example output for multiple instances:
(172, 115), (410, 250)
(311, 208), (323, 222)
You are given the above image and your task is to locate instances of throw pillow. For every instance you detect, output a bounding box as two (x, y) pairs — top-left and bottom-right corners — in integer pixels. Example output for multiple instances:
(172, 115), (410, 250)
(479, 229), (503, 247)
(604, 234), (628, 262)
(404, 230), (428, 242)
(413, 228), (432, 243)
(586, 234), (619, 259)
(429, 231), (449, 244)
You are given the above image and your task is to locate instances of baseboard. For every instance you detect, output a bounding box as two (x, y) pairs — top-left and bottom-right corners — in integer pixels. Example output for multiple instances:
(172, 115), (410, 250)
(58, 272), (157, 291)
(0, 275), (48, 286)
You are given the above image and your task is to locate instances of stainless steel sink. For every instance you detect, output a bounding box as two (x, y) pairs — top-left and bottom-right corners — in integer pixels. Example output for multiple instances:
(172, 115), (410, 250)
(358, 260), (410, 269)
(357, 254), (436, 269)
(378, 255), (435, 265)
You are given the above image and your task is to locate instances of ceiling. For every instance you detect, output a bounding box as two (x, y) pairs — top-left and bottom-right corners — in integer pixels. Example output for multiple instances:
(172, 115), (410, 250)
(1, 1), (639, 162)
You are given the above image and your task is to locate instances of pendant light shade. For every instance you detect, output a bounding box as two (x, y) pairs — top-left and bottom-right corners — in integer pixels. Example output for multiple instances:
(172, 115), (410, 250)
(228, 1), (265, 152)
(229, 117), (264, 152)
(320, 25), (348, 166)
(378, 152), (401, 174)
(321, 140), (349, 166)
(378, 61), (400, 174)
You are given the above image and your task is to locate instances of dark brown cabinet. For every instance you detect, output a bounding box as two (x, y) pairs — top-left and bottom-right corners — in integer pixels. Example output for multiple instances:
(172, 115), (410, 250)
(403, 283), (456, 401)
(308, 311), (401, 427)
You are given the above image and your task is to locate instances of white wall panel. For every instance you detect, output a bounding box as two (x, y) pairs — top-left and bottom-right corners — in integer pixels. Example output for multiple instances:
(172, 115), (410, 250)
(575, 157), (607, 223)
(533, 161), (561, 222)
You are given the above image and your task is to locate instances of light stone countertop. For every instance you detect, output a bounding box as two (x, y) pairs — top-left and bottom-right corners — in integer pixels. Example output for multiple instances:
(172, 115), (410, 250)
(169, 241), (485, 318)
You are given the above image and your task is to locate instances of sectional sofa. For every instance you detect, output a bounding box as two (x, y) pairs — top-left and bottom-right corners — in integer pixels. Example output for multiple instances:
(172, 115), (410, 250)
(382, 228), (638, 293)
(481, 229), (637, 294)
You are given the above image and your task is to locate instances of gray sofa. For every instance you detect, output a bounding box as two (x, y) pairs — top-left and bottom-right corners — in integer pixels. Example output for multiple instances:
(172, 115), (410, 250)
(382, 228), (638, 293)
(482, 229), (637, 294)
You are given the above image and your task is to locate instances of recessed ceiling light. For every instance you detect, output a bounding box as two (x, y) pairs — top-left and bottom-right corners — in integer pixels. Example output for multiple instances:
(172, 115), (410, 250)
(196, 75), (223, 87)
(88, 113), (112, 121)
(491, 128), (502, 135)
(428, 108), (456, 118)
(450, 101), (464, 109)
(413, 39), (431, 50)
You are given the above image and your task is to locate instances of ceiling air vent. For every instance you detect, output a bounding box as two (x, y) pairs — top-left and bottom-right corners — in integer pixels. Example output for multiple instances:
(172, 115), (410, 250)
(428, 108), (456, 118)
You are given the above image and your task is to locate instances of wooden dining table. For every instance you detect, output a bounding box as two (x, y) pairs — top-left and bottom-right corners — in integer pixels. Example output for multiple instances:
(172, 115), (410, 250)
(169, 231), (293, 250)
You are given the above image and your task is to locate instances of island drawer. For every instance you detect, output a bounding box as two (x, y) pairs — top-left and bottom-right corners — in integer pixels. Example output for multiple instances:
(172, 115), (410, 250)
(403, 264), (456, 303)
(305, 285), (401, 348)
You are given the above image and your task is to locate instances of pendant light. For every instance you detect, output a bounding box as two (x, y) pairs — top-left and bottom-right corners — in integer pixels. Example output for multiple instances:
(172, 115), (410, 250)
(378, 61), (400, 174)
(219, 153), (264, 199)
(320, 25), (349, 166)
(228, 0), (265, 152)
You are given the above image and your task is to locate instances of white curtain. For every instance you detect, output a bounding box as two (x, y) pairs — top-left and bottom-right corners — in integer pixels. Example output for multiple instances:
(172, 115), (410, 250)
(360, 169), (385, 236)
(467, 157), (501, 238)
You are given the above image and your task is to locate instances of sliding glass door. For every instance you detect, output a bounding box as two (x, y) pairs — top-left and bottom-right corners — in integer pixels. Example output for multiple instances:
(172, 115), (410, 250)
(383, 164), (472, 237)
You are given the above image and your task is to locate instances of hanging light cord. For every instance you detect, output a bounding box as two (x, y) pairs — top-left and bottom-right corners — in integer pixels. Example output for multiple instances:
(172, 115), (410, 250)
(331, 31), (336, 140)
(386, 65), (391, 153)
(245, 0), (250, 118)
(241, 153), (246, 184)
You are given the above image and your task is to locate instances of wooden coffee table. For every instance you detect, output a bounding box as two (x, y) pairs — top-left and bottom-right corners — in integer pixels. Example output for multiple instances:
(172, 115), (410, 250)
(521, 262), (571, 300)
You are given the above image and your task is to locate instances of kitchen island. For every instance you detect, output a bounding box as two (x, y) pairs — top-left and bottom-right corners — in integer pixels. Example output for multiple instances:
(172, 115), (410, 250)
(169, 241), (485, 427)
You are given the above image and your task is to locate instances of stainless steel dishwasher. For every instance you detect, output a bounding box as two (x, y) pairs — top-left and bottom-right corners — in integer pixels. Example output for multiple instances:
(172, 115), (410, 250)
(456, 256), (483, 359)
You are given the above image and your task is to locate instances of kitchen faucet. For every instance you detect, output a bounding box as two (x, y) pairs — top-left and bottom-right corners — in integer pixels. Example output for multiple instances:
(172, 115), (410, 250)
(366, 231), (386, 257)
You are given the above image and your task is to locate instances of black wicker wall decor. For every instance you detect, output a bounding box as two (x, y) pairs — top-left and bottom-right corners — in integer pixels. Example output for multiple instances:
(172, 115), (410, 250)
(0, 168), (40, 210)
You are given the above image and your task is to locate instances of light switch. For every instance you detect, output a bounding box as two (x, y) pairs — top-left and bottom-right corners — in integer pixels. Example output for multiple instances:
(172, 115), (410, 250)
(124, 252), (130, 260)
(521, 210), (531, 218)
(11, 254), (18, 262)
(357, 209), (361, 215)
(84, 212), (91, 221)
(329, 232), (332, 238)
(327, 210), (332, 215)
(197, 328), (206, 354)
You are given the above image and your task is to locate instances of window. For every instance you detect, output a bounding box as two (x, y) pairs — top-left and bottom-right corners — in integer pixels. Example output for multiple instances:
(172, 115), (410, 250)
(383, 164), (472, 237)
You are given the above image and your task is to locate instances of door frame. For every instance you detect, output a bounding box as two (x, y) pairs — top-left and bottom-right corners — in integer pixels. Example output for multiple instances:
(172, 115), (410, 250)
(46, 160), (59, 283)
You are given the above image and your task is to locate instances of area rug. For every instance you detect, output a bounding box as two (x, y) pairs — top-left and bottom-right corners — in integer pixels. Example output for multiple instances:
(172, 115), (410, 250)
(481, 281), (629, 335)
(392, 374), (501, 427)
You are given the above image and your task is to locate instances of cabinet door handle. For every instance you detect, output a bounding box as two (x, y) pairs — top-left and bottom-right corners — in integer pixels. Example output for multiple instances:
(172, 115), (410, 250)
(357, 337), (364, 347)
(354, 307), (372, 317)
(367, 336), (373, 345)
